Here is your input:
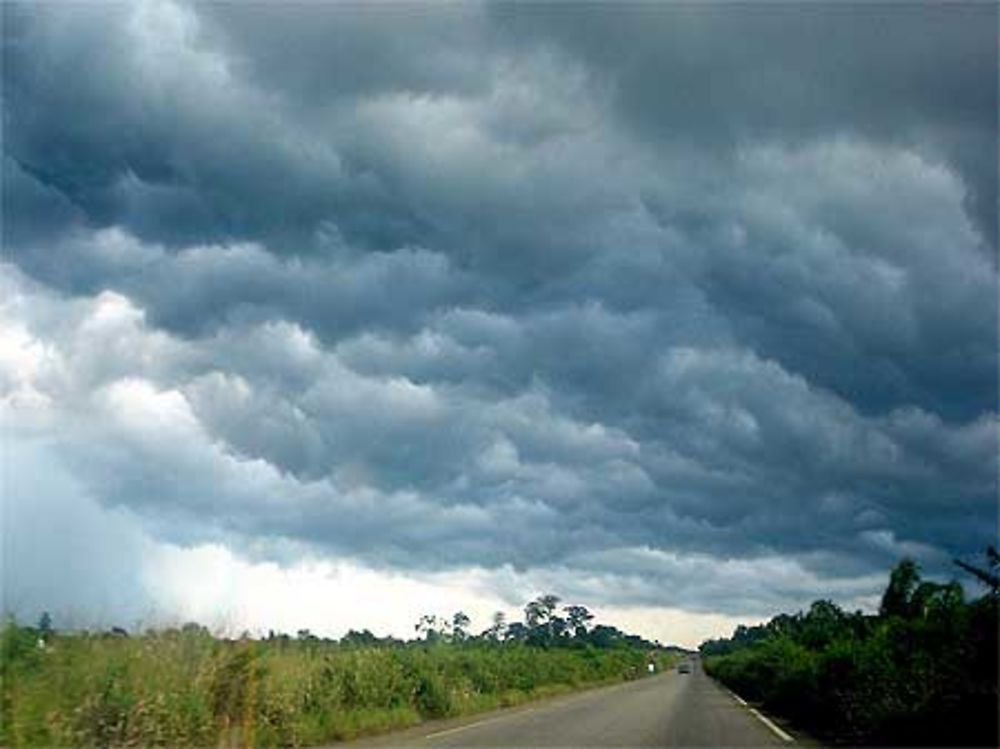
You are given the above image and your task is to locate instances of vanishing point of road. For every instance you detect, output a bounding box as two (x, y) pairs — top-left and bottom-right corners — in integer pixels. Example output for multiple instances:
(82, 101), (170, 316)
(349, 659), (807, 747)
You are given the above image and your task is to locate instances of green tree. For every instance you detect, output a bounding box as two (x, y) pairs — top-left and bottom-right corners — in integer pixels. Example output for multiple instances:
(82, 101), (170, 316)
(341, 629), (378, 646)
(588, 624), (623, 648)
(525, 595), (562, 644)
(911, 580), (964, 619)
(550, 615), (568, 641)
(564, 605), (594, 637)
(450, 611), (470, 642)
(799, 600), (845, 648)
(504, 621), (528, 642)
(524, 598), (545, 628)
(879, 558), (921, 617)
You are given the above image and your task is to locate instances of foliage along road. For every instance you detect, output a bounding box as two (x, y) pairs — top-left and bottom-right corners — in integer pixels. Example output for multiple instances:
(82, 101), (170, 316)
(349, 658), (804, 747)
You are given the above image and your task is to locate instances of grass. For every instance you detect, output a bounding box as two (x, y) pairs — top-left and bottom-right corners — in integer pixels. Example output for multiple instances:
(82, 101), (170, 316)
(0, 623), (678, 747)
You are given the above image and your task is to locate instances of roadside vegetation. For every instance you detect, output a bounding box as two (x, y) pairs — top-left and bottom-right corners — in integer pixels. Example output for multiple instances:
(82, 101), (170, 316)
(1, 596), (679, 748)
(700, 550), (999, 746)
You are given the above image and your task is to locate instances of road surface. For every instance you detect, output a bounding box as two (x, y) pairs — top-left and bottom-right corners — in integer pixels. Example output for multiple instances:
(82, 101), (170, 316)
(351, 659), (801, 747)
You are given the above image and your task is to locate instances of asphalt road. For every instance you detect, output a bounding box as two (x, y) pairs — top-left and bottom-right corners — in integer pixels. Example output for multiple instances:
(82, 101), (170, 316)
(352, 660), (799, 747)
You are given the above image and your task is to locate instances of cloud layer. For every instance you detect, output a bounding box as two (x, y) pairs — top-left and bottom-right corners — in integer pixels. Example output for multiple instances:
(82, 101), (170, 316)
(2, 1), (996, 633)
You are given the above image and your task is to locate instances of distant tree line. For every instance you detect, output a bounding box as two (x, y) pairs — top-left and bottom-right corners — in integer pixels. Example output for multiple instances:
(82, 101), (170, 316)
(14, 593), (672, 656)
(410, 594), (665, 651)
(700, 550), (999, 747)
(256, 594), (667, 653)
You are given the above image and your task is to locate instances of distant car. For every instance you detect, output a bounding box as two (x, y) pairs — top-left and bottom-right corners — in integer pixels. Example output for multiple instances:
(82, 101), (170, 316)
(678, 662), (691, 674)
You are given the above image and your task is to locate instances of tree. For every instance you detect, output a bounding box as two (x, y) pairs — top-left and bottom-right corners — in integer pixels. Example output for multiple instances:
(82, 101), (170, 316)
(911, 580), (965, 619)
(587, 624), (623, 648)
(539, 594), (561, 616)
(799, 600), (846, 648)
(524, 599), (546, 628)
(564, 605), (594, 637)
(484, 611), (506, 641)
(504, 622), (529, 642)
(550, 615), (569, 641)
(416, 614), (442, 642)
(880, 558), (921, 617)
(450, 611), (471, 642)
(954, 546), (1000, 596)
(524, 595), (562, 645)
(766, 613), (798, 638)
(342, 629), (379, 646)
(525, 595), (560, 626)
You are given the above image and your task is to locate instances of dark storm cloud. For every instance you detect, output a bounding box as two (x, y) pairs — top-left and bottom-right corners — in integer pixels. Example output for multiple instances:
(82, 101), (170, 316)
(2, 1), (996, 618)
(2, 1), (423, 252)
(6, 2), (995, 254)
(491, 2), (998, 242)
(197, 2), (492, 101)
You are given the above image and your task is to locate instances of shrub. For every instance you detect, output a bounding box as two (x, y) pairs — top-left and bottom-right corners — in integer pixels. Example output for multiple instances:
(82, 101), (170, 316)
(702, 562), (999, 747)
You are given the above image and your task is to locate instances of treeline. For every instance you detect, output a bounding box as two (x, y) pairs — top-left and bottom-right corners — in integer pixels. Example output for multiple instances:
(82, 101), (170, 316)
(282, 595), (668, 652)
(410, 595), (670, 651)
(700, 551), (999, 746)
(1, 595), (677, 748)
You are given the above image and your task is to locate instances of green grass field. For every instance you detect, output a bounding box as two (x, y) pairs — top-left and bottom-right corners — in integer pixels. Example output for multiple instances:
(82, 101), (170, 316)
(0, 623), (677, 747)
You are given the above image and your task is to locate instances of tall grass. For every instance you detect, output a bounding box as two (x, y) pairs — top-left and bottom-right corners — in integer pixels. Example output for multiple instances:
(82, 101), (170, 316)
(1, 623), (675, 747)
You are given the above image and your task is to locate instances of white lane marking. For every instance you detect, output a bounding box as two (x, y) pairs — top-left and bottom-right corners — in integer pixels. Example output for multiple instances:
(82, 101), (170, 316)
(748, 707), (794, 743)
(423, 720), (490, 739)
(423, 710), (530, 740)
(726, 689), (793, 742)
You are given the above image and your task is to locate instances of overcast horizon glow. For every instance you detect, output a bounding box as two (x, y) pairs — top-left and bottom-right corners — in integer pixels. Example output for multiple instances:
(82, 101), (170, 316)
(2, 1), (997, 648)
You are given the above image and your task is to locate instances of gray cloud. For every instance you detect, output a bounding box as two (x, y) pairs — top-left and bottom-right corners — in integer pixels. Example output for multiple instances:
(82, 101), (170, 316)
(2, 1), (996, 621)
(491, 2), (998, 242)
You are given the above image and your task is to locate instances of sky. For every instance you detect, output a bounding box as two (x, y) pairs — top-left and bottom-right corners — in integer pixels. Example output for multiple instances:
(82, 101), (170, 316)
(1, 1), (997, 649)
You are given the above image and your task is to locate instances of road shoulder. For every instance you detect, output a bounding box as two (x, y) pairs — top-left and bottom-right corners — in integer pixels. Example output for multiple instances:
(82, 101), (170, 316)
(714, 678), (826, 747)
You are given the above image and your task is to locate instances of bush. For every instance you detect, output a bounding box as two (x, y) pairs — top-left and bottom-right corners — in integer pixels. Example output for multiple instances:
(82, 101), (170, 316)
(702, 562), (999, 747)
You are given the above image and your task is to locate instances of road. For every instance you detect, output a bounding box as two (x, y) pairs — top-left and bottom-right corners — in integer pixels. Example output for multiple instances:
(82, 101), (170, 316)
(351, 659), (800, 747)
